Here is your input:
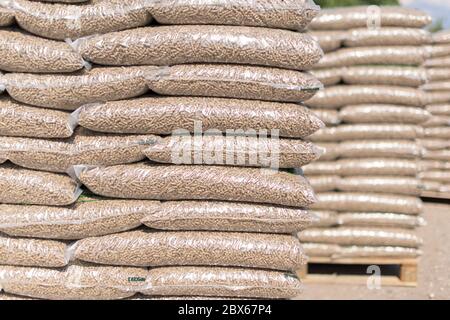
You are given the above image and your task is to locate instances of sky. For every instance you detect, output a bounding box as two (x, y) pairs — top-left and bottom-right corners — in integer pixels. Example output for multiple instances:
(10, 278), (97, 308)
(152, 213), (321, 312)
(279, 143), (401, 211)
(400, 0), (450, 29)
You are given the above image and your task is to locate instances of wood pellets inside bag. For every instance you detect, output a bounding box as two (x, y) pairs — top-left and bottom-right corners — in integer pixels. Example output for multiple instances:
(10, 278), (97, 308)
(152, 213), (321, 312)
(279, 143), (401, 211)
(339, 105), (431, 125)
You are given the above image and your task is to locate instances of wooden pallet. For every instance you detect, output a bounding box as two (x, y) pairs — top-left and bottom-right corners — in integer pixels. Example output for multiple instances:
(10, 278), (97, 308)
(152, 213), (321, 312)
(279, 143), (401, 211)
(297, 257), (418, 287)
(421, 191), (450, 201)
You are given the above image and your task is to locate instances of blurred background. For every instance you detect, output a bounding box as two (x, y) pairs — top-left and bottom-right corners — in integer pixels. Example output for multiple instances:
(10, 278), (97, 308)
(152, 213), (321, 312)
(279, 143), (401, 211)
(317, 0), (449, 32)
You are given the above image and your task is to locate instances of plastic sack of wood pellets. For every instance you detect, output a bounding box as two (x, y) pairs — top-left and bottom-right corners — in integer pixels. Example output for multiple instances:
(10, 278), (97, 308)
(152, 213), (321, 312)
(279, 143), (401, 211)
(315, 47), (428, 69)
(72, 230), (306, 271)
(419, 171), (450, 183)
(310, 125), (423, 142)
(423, 180), (442, 192)
(0, 97), (76, 139)
(0, 164), (81, 206)
(142, 267), (302, 299)
(422, 116), (450, 128)
(338, 140), (424, 159)
(336, 246), (422, 258)
(344, 28), (431, 47)
(9, 0), (152, 40)
(299, 227), (423, 248)
(149, 0), (320, 31)
(0, 29), (85, 73)
(339, 105), (431, 125)
(74, 25), (323, 70)
(309, 6), (431, 30)
(427, 44), (450, 58)
(0, 7), (14, 26)
(146, 64), (323, 103)
(426, 68), (450, 81)
(302, 161), (340, 175)
(341, 66), (428, 87)
(311, 192), (423, 215)
(0, 235), (69, 268)
(336, 176), (421, 196)
(77, 96), (324, 138)
(338, 213), (426, 229)
(440, 184), (450, 193)
(302, 243), (340, 257)
(0, 130), (157, 173)
(312, 109), (341, 125)
(3, 66), (159, 110)
(309, 210), (339, 227)
(141, 201), (315, 234)
(305, 86), (426, 109)
(419, 138), (450, 150)
(422, 81), (450, 92)
(309, 68), (342, 86)
(425, 56), (450, 68)
(0, 264), (147, 300)
(338, 158), (419, 177)
(425, 91), (450, 105)
(143, 135), (323, 169)
(74, 163), (317, 207)
(315, 143), (340, 161)
(420, 160), (450, 171)
(425, 127), (450, 139)
(0, 198), (159, 240)
(307, 175), (339, 192)
(424, 150), (450, 161)
(432, 30), (450, 44)
(426, 104), (450, 115)
(310, 31), (347, 53)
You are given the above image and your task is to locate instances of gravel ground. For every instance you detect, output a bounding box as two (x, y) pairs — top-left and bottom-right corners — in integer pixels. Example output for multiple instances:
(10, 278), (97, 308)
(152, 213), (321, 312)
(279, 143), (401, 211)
(299, 202), (450, 300)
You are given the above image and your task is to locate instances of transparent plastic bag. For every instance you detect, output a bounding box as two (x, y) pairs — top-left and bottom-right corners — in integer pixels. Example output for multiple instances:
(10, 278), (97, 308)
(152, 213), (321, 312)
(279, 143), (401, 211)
(420, 138), (450, 149)
(309, 210), (339, 227)
(0, 198), (159, 240)
(3, 66), (159, 110)
(299, 227), (423, 248)
(315, 143), (340, 161)
(0, 164), (81, 206)
(10, 0), (152, 40)
(73, 230), (306, 271)
(426, 104), (450, 115)
(338, 212), (425, 229)
(0, 29), (85, 73)
(336, 246), (422, 258)
(336, 176), (421, 196)
(344, 28), (431, 47)
(302, 161), (340, 176)
(310, 125), (423, 142)
(306, 85), (426, 109)
(309, 68), (342, 86)
(310, 31), (346, 52)
(143, 135), (324, 169)
(142, 267), (302, 299)
(307, 175), (339, 192)
(75, 162), (317, 207)
(339, 105), (431, 125)
(141, 201), (314, 234)
(311, 192), (423, 215)
(315, 46), (427, 69)
(149, 0), (320, 31)
(419, 171), (450, 183)
(146, 64), (323, 102)
(425, 91), (450, 105)
(422, 81), (450, 92)
(0, 264), (147, 300)
(75, 25), (323, 70)
(426, 68), (450, 81)
(338, 158), (419, 177)
(425, 56), (450, 68)
(420, 160), (450, 171)
(302, 243), (340, 257)
(422, 115), (450, 128)
(0, 97), (75, 138)
(309, 6), (431, 30)
(77, 96), (324, 138)
(433, 30), (450, 44)
(312, 109), (340, 126)
(0, 235), (69, 268)
(425, 127), (450, 139)
(338, 140), (424, 159)
(424, 149), (450, 161)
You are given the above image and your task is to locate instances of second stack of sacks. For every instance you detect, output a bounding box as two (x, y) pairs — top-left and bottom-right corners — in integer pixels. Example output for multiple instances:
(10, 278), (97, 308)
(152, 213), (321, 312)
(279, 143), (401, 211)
(0, 0), (325, 300)
(298, 6), (434, 259)
(420, 29), (450, 195)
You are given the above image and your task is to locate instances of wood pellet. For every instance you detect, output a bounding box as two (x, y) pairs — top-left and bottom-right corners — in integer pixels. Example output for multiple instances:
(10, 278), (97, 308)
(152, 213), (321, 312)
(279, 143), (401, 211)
(141, 201), (315, 234)
(0, 29), (84, 73)
(72, 230), (306, 271)
(77, 163), (317, 207)
(142, 267), (302, 299)
(76, 25), (323, 70)
(147, 64), (322, 103)
(0, 199), (159, 240)
(78, 96), (324, 138)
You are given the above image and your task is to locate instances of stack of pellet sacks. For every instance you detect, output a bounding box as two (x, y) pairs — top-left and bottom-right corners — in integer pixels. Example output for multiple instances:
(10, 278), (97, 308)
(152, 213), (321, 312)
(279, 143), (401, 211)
(298, 6), (435, 260)
(419, 29), (450, 196)
(0, 0), (326, 300)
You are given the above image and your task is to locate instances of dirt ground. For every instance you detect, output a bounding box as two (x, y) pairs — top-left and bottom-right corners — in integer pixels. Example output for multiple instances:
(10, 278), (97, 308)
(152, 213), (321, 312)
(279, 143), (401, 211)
(299, 201), (450, 300)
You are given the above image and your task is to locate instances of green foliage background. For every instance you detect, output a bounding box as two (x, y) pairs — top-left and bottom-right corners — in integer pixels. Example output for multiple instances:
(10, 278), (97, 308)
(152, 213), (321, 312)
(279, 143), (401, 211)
(315, 0), (400, 7)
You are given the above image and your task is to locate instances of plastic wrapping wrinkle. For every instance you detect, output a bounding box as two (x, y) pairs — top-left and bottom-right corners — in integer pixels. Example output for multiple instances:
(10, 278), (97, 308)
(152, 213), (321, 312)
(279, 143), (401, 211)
(339, 105), (431, 125)
(149, 0), (320, 31)
(141, 200), (315, 234)
(146, 64), (323, 102)
(0, 264), (147, 300)
(0, 29), (85, 73)
(77, 96), (324, 138)
(76, 25), (324, 70)
(72, 230), (306, 271)
(0, 198), (159, 240)
(76, 163), (317, 207)
(143, 267), (303, 299)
